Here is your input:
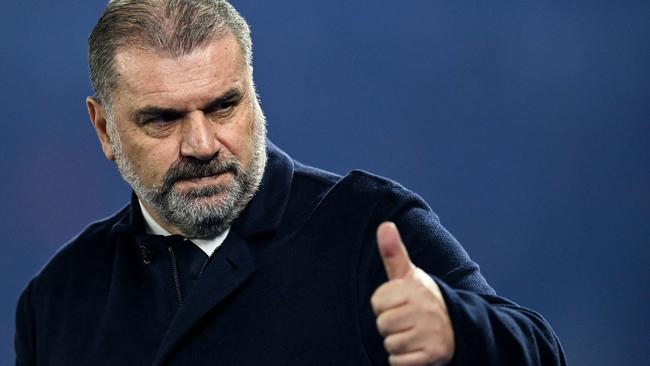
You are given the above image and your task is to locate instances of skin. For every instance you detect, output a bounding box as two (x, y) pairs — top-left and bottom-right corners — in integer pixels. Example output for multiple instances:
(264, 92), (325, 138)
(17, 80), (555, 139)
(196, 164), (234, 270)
(373, 223), (456, 366)
(86, 33), (258, 235)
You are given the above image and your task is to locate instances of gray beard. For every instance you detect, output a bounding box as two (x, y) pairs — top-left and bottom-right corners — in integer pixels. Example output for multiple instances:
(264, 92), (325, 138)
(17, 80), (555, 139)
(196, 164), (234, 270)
(109, 111), (267, 239)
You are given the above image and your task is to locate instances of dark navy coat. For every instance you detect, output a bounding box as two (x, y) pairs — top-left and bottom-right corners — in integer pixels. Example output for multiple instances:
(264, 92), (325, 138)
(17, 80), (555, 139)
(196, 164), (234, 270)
(15, 142), (566, 365)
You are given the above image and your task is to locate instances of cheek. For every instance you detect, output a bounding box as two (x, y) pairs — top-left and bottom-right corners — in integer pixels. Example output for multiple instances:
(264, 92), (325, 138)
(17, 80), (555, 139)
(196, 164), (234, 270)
(220, 113), (256, 164)
(123, 140), (180, 186)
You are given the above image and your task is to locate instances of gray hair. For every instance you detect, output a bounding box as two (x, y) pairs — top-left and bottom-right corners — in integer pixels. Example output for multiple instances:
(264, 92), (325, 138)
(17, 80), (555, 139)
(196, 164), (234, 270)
(88, 0), (253, 107)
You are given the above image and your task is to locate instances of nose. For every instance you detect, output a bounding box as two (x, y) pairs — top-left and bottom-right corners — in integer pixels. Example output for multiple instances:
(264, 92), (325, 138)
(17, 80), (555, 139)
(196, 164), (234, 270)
(179, 111), (220, 161)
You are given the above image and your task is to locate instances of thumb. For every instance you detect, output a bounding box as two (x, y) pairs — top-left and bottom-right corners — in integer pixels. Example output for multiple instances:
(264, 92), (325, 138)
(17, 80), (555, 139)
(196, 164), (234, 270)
(377, 222), (414, 280)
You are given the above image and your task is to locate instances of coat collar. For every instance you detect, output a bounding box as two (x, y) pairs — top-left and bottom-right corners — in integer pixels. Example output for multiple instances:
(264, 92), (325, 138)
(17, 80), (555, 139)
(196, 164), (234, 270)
(232, 140), (294, 238)
(110, 139), (294, 239)
(109, 141), (294, 364)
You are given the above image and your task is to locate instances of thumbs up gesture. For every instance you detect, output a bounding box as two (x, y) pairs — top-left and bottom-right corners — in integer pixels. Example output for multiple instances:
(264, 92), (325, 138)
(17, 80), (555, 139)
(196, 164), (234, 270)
(371, 222), (455, 366)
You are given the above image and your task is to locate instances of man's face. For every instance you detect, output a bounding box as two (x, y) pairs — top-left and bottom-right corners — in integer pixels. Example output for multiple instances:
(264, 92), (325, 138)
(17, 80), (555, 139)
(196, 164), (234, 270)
(91, 33), (267, 238)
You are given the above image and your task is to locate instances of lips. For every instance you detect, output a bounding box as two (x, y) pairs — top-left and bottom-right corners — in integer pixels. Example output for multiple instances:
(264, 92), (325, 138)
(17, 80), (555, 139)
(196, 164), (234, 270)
(185, 174), (221, 183)
(174, 172), (233, 188)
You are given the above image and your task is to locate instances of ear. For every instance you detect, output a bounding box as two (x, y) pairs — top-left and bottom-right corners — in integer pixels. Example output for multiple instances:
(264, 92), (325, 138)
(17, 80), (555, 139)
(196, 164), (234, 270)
(86, 96), (115, 161)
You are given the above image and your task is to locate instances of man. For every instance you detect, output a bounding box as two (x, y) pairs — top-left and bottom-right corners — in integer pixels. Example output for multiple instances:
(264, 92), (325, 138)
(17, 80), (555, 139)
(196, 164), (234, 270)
(15, 1), (566, 365)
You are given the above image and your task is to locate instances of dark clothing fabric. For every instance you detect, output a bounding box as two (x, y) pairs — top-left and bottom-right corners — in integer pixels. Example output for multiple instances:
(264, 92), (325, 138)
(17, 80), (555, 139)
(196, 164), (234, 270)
(15, 142), (567, 365)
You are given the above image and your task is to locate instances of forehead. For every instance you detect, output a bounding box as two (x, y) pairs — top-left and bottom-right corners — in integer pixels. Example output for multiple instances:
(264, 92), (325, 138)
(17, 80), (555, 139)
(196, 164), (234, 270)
(112, 33), (247, 109)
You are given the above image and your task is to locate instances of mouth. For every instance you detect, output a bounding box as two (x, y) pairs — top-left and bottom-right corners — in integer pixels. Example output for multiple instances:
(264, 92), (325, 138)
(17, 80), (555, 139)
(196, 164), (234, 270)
(186, 174), (221, 183)
(175, 172), (232, 189)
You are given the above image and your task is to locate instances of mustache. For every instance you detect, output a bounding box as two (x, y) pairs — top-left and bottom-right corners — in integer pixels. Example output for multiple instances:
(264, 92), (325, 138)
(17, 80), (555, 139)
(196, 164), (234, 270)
(159, 156), (241, 193)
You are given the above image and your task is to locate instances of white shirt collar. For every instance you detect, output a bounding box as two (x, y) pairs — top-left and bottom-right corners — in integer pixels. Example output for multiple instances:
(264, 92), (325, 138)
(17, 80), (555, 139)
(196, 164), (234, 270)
(138, 200), (229, 256)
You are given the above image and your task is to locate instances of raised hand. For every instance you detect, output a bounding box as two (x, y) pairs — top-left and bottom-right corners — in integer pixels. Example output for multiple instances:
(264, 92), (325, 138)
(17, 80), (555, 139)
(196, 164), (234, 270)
(371, 222), (455, 366)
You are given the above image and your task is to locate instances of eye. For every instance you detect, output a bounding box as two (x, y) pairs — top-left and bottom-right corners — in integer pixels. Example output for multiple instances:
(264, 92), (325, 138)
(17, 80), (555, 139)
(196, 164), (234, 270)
(217, 102), (235, 114)
(144, 112), (182, 125)
(206, 99), (238, 117)
(219, 101), (235, 112)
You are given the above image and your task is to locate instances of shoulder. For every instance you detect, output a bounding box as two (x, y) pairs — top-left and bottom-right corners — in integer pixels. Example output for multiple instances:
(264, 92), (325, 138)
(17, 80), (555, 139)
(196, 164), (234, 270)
(290, 160), (433, 223)
(342, 169), (428, 206)
(30, 205), (130, 292)
(311, 163), (428, 211)
(294, 160), (418, 198)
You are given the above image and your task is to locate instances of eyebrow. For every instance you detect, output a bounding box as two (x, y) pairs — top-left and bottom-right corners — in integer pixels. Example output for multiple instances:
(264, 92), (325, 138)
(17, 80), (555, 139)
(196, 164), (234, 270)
(133, 88), (245, 123)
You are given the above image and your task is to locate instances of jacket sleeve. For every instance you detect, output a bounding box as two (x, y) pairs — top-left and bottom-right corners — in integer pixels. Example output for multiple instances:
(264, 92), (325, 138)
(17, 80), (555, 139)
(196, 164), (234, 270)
(436, 279), (567, 365)
(357, 183), (567, 365)
(15, 280), (37, 366)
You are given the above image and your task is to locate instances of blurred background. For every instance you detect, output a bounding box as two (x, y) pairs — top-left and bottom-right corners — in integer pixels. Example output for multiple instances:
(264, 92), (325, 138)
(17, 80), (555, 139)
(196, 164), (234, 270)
(1, 1), (648, 364)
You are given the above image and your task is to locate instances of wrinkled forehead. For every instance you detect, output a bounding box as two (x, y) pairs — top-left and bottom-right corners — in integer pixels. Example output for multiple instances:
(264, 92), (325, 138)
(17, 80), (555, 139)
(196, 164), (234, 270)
(111, 33), (250, 107)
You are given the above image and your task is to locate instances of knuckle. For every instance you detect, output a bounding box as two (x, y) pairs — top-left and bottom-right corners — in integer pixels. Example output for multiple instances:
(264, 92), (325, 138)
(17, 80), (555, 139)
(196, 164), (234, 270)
(370, 293), (380, 310)
(388, 355), (402, 366)
(383, 337), (394, 353)
(371, 283), (391, 308)
(388, 354), (424, 366)
(376, 315), (388, 336)
(390, 335), (414, 355)
(383, 335), (401, 354)
(392, 278), (407, 286)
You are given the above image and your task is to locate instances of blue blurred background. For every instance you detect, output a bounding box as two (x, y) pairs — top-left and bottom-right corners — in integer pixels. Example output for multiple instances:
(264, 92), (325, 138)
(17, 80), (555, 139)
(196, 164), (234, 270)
(1, 1), (648, 364)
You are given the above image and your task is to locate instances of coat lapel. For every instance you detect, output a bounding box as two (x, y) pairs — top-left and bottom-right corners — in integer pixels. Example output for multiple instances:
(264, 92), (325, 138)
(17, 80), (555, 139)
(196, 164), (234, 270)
(152, 141), (294, 364)
(152, 230), (256, 365)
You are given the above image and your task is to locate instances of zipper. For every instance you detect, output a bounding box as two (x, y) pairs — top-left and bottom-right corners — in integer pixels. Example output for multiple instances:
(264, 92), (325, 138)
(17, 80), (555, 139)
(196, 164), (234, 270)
(168, 240), (223, 306)
(168, 246), (183, 305)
